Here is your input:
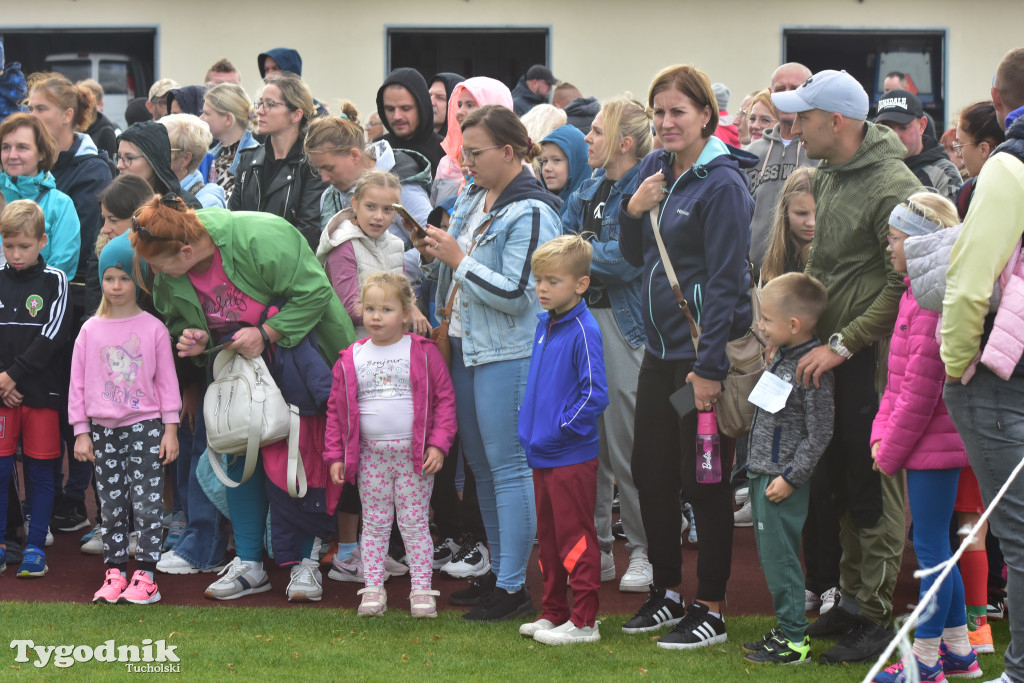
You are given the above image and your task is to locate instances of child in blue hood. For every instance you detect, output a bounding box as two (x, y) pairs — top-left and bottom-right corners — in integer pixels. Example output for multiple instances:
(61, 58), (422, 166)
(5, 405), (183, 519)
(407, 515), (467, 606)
(540, 125), (590, 218)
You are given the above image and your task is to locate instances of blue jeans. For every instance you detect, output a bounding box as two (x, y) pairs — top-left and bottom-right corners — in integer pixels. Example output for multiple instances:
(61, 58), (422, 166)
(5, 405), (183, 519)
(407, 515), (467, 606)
(450, 338), (535, 592)
(945, 369), (1024, 678)
(0, 455), (57, 549)
(172, 406), (228, 570)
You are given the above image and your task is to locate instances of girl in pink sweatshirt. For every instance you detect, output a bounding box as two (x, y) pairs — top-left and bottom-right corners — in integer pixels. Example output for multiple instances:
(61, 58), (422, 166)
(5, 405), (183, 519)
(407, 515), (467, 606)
(870, 193), (979, 682)
(69, 233), (180, 606)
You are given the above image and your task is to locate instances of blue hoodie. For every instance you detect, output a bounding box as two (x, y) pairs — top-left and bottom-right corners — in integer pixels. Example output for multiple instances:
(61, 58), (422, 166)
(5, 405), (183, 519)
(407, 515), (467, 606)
(518, 299), (608, 469)
(1, 171), (81, 279)
(258, 48), (302, 78)
(619, 137), (757, 380)
(541, 125), (590, 219)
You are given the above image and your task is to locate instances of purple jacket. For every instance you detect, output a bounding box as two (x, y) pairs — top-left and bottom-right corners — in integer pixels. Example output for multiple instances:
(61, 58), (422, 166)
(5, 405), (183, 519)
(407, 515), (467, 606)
(870, 280), (967, 473)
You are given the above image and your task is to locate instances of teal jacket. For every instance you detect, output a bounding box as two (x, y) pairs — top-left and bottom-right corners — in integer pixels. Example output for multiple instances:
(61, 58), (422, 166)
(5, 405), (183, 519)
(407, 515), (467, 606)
(151, 208), (355, 366)
(1, 170), (81, 279)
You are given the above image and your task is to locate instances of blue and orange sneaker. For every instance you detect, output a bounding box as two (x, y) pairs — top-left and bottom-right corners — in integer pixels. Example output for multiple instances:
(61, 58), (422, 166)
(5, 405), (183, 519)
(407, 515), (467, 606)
(16, 544), (48, 578)
(872, 656), (947, 683)
(938, 642), (983, 678)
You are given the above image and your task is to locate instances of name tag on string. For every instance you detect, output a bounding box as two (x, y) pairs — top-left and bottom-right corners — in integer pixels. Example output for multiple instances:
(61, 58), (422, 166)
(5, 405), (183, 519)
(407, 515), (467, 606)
(747, 372), (792, 414)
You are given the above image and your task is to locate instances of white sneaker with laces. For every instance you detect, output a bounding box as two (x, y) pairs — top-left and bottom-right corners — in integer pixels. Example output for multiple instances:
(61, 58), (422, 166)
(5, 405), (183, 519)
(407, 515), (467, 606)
(818, 586), (841, 615)
(534, 620), (602, 645)
(432, 537), (461, 570)
(734, 487), (750, 506)
(619, 549), (653, 593)
(441, 541), (490, 579)
(286, 558), (322, 602)
(734, 499), (753, 527)
(204, 557), (271, 600)
(81, 525), (103, 555)
(520, 618), (557, 638)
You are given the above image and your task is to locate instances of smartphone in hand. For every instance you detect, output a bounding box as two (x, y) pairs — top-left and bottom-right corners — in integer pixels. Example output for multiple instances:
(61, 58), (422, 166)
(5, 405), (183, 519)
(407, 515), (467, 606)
(393, 204), (427, 238)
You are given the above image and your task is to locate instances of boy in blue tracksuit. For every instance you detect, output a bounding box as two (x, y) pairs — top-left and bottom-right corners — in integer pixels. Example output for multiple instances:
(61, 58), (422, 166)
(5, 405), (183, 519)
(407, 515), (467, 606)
(517, 235), (608, 645)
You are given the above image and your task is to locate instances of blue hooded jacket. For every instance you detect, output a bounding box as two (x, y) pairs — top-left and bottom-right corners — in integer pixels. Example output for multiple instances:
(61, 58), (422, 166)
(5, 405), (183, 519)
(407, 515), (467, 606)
(258, 48), (302, 77)
(541, 125), (590, 219)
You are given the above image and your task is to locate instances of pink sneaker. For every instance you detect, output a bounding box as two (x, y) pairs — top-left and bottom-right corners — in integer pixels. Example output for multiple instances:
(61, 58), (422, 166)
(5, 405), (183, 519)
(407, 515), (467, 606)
(93, 569), (128, 604)
(119, 570), (162, 604)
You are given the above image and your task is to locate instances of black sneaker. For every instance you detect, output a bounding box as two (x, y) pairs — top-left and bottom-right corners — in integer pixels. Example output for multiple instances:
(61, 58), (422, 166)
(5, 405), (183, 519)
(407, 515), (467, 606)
(621, 586), (685, 634)
(745, 634), (811, 665)
(449, 571), (496, 606)
(432, 537), (460, 570)
(53, 498), (89, 533)
(657, 600), (727, 650)
(611, 520), (626, 542)
(742, 625), (782, 653)
(806, 601), (859, 638)
(818, 616), (893, 664)
(462, 585), (535, 622)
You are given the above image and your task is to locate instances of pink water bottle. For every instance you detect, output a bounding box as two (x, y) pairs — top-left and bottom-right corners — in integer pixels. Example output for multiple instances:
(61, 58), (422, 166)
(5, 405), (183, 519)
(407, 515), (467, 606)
(695, 409), (721, 484)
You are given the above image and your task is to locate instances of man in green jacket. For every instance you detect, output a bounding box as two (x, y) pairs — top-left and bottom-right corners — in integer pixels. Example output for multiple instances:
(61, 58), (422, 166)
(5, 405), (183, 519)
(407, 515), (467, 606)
(773, 70), (920, 665)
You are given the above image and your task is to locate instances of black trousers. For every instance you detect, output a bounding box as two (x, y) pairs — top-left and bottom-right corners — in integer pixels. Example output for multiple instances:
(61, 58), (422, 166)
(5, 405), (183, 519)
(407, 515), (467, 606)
(430, 435), (486, 542)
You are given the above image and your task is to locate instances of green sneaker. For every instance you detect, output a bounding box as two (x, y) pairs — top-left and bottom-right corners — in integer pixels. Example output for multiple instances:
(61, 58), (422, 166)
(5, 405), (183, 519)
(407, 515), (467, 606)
(744, 634), (811, 665)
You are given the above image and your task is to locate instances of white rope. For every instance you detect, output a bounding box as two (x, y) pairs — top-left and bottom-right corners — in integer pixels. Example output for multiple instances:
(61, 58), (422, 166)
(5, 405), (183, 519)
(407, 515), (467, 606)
(862, 453), (1024, 683)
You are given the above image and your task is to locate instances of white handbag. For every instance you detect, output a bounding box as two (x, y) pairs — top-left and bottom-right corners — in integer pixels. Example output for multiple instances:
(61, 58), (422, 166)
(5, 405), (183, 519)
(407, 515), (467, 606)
(204, 349), (306, 498)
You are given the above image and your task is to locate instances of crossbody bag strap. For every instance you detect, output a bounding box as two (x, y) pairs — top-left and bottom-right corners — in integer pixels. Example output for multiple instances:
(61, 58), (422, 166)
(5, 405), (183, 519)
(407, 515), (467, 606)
(648, 205), (701, 357)
(285, 405), (307, 498)
(437, 217), (492, 323)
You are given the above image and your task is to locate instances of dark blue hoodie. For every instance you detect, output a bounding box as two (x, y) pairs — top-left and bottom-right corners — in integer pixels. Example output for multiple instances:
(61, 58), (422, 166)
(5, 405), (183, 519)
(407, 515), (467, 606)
(619, 137), (757, 380)
(258, 48), (302, 77)
(540, 125), (590, 219)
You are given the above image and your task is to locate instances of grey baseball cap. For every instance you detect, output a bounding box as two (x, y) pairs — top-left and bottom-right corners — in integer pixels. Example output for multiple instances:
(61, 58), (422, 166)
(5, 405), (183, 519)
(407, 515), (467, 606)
(771, 69), (869, 120)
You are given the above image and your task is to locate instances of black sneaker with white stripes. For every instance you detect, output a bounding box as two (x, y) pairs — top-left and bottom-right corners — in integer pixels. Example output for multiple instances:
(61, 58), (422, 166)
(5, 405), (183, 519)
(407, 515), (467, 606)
(657, 600), (727, 649)
(621, 586), (685, 634)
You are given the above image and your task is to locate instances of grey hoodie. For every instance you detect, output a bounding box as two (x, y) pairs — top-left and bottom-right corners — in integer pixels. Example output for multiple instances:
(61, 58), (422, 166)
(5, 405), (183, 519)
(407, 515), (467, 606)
(745, 124), (815, 276)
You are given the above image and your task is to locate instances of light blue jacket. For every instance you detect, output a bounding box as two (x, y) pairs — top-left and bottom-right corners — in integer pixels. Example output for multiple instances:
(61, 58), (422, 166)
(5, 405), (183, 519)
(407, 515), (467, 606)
(209, 129), (259, 177)
(0, 171), (81, 279)
(181, 169), (226, 209)
(422, 169), (561, 366)
(561, 166), (645, 348)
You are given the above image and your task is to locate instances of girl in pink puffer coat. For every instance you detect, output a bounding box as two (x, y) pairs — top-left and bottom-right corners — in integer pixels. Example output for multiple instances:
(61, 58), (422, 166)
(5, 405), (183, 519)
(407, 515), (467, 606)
(869, 193), (981, 682)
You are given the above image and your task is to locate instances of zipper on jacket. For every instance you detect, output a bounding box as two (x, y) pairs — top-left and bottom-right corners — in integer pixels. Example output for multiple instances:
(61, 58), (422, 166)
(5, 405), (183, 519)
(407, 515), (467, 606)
(527, 321), (553, 443)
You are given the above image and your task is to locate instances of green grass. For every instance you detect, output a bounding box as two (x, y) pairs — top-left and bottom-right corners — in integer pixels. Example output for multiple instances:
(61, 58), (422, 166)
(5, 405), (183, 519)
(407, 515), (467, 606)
(0, 602), (1008, 681)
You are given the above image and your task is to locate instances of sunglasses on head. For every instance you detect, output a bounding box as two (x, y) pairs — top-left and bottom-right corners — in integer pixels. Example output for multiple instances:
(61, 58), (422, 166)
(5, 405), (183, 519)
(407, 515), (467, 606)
(130, 194), (188, 242)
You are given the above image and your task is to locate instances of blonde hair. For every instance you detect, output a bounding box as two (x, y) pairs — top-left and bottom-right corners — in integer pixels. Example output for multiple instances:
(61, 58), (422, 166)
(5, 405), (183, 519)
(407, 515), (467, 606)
(900, 191), (959, 230)
(520, 104), (567, 148)
(304, 115), (365, 157)
(262, 74), (315, 129)
(761, 272), (828, 328)
(749, 89), (774, 116)
(352, 170), (401, 204)
(531, 234), (593, 279)
(204, 82), (255, 132)
(596, 94), (653, 165)
(361, 271), (414, 312)
(160, 114), (214, 174)
(761, 167), (815, 283)
(77, 78), (104, 105)
(0, 199), (46, 239)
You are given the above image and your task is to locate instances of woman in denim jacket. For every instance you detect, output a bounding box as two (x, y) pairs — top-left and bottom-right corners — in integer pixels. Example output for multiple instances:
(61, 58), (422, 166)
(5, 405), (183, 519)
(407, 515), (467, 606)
(561, 94), (653, 593)
(415, 105), (561, 621)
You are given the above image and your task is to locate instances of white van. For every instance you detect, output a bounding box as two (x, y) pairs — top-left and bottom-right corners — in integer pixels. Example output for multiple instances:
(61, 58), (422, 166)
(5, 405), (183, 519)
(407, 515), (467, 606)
(44, 52), (148, 130)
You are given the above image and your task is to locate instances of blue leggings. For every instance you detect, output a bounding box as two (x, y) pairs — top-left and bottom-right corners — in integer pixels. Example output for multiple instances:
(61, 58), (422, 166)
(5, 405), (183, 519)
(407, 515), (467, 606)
(224, 455), (268, 563)
(907, 468), (967, 638)
(0, 455), (57, 549)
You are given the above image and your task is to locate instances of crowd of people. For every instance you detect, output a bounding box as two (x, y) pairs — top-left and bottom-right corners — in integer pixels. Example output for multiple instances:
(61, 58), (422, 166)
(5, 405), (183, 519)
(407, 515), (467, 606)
(0, 40), (1023, 682)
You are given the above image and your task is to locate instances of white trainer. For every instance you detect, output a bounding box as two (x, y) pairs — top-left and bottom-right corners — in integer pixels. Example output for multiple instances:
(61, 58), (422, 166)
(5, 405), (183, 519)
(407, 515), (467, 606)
(734, 499), (753, 527)
(601, 550), (616, 582)
(286, 558), (323, 602)
(534, 620), (602, 645)
(520, 618), (557, 638)
(204, 557), (271, 600)
(619, 549), (653, 593)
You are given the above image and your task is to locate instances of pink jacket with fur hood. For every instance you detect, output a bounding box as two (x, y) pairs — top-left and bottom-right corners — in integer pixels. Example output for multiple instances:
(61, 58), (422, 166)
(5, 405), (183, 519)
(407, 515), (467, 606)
(323, 334), (457, 505)
(871, 280), (967, 474)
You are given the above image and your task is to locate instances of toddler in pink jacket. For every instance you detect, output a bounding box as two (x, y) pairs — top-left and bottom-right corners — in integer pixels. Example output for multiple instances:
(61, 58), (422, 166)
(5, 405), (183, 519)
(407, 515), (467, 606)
(869, 193), (980, 683)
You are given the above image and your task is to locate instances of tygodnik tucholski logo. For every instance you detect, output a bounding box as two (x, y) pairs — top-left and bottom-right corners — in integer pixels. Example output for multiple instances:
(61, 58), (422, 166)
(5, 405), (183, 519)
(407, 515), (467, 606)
(10, 639), (180, 671)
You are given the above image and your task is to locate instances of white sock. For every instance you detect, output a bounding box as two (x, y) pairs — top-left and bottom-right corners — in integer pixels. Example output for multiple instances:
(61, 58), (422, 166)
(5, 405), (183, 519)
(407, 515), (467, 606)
(664, 589), (681, 603)
(243, 560), (264, 572)
(912, 636), (941, 667)
(942, 625), (972, 657)
(708, 610), (722, 620)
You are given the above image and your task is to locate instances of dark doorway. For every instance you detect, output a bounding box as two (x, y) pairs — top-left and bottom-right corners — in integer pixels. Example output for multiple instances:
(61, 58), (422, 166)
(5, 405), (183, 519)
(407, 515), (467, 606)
(387, 28), (549, 92)
(784, 28), (947, 128)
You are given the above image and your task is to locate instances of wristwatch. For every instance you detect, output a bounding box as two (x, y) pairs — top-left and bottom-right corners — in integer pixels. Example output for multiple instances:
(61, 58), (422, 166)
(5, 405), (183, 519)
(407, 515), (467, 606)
(828, 333), (853, 359)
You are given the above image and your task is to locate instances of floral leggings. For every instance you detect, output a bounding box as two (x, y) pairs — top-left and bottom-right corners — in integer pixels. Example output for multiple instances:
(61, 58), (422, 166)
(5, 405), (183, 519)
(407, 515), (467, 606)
(358, 438), (434, 590)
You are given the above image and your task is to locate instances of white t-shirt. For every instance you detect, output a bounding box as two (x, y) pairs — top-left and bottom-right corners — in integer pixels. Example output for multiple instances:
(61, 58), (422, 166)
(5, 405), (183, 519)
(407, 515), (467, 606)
(353, 336), (414, 440)
(446, 201), (488, 338)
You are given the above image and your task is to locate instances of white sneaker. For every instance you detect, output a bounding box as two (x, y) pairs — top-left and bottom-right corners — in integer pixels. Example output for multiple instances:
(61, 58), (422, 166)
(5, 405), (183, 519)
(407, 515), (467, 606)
(286, 558), (323, 602)
(25, 515), (54, 547)
(534, 620), (601, 645)
(157, 549), (200, 574)
(81, 525), (103, 555)
(128, 531), (138, 555)
(441, 541), (490, 579)
(520, 618), (558, 638)
(328, 547), (407, 583)
(204, 557), (271, 600)
(805, 589), (821, 612)
(734, 499), (753, 527)
(619, 549), (653, 593)
(734, 487), (750, 506)
(357, 585), (387, 617)
(818, 586), (841, 615)
(601, 550), (616, 582)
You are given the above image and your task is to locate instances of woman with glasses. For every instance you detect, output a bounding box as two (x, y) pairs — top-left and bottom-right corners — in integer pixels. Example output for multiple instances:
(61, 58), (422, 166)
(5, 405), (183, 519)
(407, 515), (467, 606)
(412, 104), (561, 622)
(747, 89), (778, 144)
(116, 121), (201, 209)
(201, 83), (258, 200)
(955, 101), (1006, 216)
(228, 74), (327, 250)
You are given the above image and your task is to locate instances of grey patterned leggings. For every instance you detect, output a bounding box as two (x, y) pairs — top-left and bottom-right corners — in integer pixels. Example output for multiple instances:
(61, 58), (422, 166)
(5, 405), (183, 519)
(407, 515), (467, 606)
(91, 418), (165, 567)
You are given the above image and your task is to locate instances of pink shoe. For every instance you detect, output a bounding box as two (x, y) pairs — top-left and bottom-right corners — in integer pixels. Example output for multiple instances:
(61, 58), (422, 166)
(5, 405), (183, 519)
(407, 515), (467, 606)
(93, 569), (128, 604)
(118, 570), (162, 604)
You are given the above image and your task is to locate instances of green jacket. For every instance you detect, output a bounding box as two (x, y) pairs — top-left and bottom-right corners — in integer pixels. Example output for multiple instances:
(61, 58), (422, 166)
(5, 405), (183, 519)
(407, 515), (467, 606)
(152, 208), (355, 367)
(806, 123), (920, 366)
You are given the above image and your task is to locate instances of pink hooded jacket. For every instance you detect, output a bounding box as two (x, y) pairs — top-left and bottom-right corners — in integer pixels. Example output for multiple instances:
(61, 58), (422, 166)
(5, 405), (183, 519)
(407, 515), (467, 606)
(322, 334), (457, 508)
(871, 280), (968, 474)
(435, 77), (515, 185)
(979, 240), (1024, 379)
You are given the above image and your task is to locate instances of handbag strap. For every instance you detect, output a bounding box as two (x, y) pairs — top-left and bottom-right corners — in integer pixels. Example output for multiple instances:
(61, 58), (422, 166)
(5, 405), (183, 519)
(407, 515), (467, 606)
(649, 205), (701, 357)
(285, 405), (306, 498)
(437, 218), (492, 324)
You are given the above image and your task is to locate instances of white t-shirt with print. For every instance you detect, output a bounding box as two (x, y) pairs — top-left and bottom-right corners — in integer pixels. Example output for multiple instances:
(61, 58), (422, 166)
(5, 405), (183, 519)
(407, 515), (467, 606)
(353, 335), (414, 440)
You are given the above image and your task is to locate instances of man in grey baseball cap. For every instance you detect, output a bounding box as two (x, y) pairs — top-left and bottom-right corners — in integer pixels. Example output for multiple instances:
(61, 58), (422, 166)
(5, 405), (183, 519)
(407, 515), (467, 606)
(773, 68), (920, 666)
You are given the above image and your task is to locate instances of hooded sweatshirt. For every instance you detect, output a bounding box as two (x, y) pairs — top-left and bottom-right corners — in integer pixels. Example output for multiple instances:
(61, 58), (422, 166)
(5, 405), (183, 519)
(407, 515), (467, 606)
(435, 77), (515, 198)
(745, 124), (815, 274)
(166, 85), (207, 117)
(1, 171), (81, 279)
(118, 122), (201, 208)
(258, 48), (303, 77)
(85, 111), (119, 161)
(540, 124), (590, 218)
(52, 132), (113, 279)
(563, 96), (601, 134)
(512, 76), (547, 116)
(375, 68), (445, 175)
(430, 72), (465, 138)
(903, 133), (963, 202)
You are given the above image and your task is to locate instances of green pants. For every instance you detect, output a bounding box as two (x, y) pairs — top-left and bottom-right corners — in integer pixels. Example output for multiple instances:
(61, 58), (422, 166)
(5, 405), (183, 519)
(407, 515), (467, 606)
(749, 472), (810, 643)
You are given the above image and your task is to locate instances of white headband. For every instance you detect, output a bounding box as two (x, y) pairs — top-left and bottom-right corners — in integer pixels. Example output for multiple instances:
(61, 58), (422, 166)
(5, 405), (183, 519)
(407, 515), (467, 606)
(890, 203), (941, 237)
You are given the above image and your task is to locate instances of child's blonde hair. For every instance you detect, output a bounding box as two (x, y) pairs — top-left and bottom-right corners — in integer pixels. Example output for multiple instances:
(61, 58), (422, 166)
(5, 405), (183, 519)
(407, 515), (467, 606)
(361, 271), (414, 312)
(95, 265), (136, 319)
(531, 234), (593, 279)
(0, 200), (45, 240)
(352, 170), (402, 205)
(761, 272), (828, 329)
(761, 167), (815, 283)
(898, 191), (959, 231)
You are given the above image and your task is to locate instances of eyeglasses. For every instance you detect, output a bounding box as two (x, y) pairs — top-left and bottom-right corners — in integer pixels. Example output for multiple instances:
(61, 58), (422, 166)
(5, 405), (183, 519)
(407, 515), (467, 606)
(459, 144), (504, 163)
(254, 99), (285, 111)
(950, 142), (976, 156)
(115, 152), (145, 168)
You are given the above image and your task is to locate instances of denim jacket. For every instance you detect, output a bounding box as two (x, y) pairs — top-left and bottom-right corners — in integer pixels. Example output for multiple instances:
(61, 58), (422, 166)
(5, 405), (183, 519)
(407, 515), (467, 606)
(561, 166), (645, 348)
(422, 169), (561, 366)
